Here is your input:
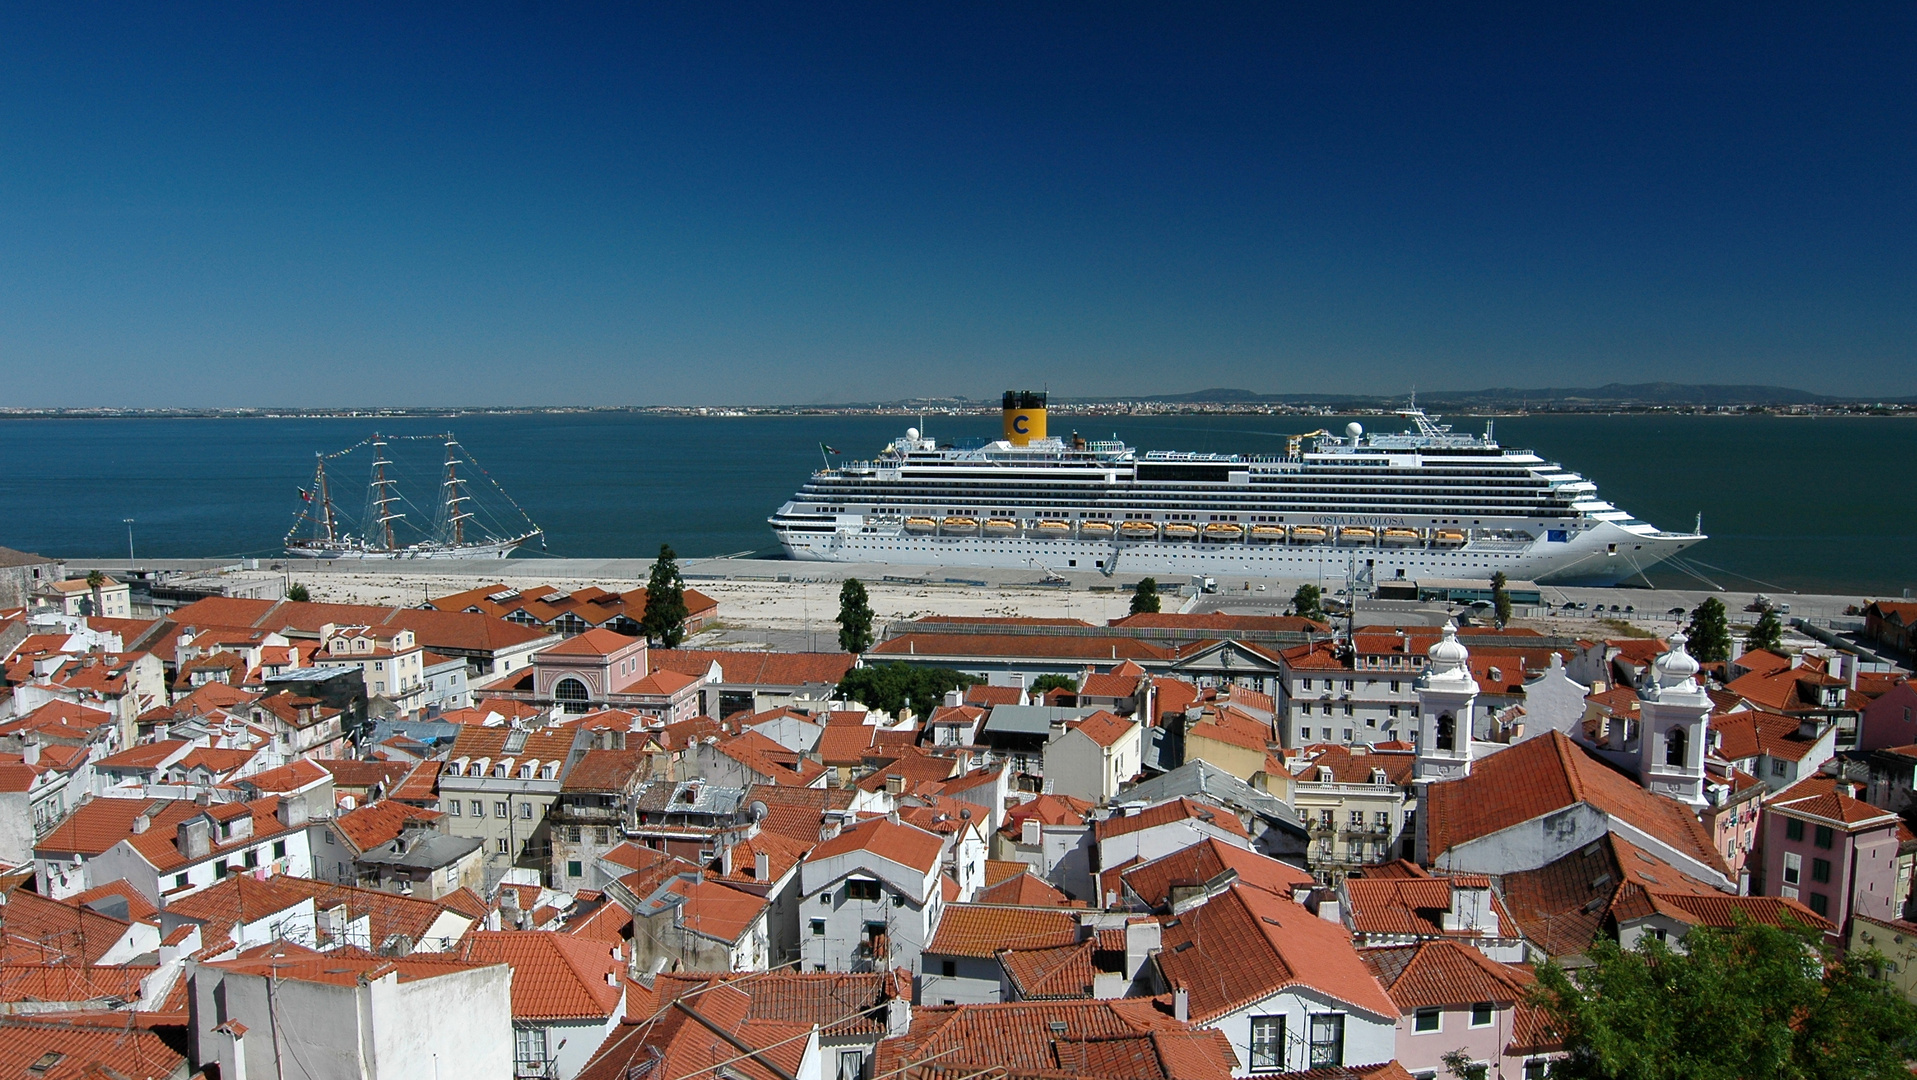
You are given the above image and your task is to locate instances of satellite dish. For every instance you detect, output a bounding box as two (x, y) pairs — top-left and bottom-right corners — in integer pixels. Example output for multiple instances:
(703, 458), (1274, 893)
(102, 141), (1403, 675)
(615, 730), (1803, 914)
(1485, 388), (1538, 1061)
(1345, 422), (1364, 439)
(906, 427), (920, 441)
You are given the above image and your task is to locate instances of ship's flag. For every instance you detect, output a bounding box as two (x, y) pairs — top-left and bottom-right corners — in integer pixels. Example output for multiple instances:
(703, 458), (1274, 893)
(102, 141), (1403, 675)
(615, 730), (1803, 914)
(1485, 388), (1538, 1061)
(297, 487), (313, 502)
(820, 443), (840, 455)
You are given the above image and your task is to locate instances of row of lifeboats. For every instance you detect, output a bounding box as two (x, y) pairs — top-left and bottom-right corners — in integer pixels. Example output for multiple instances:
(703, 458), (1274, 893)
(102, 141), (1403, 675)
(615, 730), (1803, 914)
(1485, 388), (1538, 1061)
(900, 516), (1470, 546)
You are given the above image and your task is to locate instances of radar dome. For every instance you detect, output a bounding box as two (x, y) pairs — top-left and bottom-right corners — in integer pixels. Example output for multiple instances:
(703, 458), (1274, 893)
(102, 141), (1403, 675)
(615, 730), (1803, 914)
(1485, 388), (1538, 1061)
(1345, 422), (1364, 439)
(906, 427), (920, 441)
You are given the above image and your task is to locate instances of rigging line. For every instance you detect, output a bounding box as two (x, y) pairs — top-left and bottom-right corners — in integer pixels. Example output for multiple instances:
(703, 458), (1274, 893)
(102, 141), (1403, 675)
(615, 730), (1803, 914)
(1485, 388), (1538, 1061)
(1679, 557), (1792, 593)
(1662, 557), (1725, 592)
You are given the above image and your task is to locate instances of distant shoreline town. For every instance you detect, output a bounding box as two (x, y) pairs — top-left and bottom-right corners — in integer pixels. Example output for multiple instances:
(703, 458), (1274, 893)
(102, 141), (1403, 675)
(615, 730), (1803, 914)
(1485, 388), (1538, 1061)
(4, 381), (1917, 419)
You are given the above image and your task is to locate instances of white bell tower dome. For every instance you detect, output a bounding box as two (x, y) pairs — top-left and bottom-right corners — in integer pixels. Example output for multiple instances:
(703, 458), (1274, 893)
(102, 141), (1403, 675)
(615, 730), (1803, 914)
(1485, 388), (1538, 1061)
(1637, 631), (1712, 809)
(1414, 623), (1478, 782)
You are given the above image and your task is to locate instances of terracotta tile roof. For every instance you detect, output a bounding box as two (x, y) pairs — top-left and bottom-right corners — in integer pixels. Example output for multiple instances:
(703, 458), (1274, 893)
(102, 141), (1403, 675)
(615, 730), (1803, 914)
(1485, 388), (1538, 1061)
(964, 684), (1027, 707)
(1772, 789), (1898, 828)
(1710, 709), (1826, 763)
(94, 741), (190, 771)
(1421, 730), (1726, 877)
(870, 633), (1176, 662)
(1002, 794), (1096, 835)
(878, 997), (1234, 1080)
(985, 859), (1032, 886)
(0, 1017), (187, 1080)
(815, 717), (882, 765)
(0, 892), (134, 966)
(240, 758), (333, 794)
(561, 748), (646, 792)
(1263, 1062), (1418, 1080)
(35, 795), (293, 874)
(171, 875), (479, 955)
(1154, 883), (1396, 1021)
(1341, 874), (1517, 940)
(333, 800), (442, 852)
(976, 872), (1077, 907)
(711, 827), (812, 888)
(66, 881), (160, 923)
(389, 759), (443, 804)
(211, 942), (503, 988)
(1079, 671), (1143, 699)
(926, 904), (1082, 957)
(717, 730), (826, 786)
(649, 968), (911, 1038)
(540, 628), (643, 658)
(1065, 710), (1138, 750)
(1094, 797), (1248, 842)
(1113, 838), (1314, 909)
(447, 724), (580, 764)
(315, 759), (414, 791)
(458, 930), (624, 1021)
(659, 876), (769, 945)
(999, 939), (1098, 999)
(744, 783), (856, 843)
(1110, 612), (1332, 634)
(1185, 716), (1270, 755)
(580, 983), (807, 1080)
(807, 817), (945, 874)
(1361, 939), (1526, 1011)
(855, 744), (960, 793)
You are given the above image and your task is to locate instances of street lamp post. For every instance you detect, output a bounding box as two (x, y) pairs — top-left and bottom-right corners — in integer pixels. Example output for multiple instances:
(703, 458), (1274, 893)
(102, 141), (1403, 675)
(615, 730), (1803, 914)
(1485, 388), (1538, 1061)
(123, 519), (135, 562)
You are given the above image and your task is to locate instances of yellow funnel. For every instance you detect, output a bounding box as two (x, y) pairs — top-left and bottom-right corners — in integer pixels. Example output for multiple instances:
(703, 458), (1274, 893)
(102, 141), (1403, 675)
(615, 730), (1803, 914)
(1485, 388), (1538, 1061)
(1001, 390), (1047, 446)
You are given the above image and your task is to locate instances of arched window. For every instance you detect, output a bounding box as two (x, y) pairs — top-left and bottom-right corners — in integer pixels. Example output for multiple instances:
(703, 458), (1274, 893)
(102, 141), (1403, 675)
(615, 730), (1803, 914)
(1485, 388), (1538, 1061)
(1665, 726), (1687, 767)
(1435, 713), (1455, 752)
(554, 677), (591, 712)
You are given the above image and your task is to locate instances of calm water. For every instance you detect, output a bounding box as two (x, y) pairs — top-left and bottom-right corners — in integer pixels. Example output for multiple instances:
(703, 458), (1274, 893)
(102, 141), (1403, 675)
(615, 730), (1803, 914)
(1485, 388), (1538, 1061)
(1, 413), (1910, 597)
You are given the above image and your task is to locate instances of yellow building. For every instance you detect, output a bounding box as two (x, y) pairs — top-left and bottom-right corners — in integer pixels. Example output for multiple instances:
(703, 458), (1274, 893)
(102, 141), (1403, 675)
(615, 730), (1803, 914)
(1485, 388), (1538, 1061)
(1851, 914), (1917, 1003)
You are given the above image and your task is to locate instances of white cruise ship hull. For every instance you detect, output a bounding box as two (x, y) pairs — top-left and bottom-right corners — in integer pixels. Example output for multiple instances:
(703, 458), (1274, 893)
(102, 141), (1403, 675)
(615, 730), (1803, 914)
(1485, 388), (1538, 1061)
(774, 519), (1696, 586)
(770, 402), (1705, 587)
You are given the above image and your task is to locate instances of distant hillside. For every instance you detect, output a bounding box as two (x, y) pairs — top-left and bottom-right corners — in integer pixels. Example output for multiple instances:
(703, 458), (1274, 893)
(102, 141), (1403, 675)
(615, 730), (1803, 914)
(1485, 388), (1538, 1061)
(1094, 383), (1914, 407)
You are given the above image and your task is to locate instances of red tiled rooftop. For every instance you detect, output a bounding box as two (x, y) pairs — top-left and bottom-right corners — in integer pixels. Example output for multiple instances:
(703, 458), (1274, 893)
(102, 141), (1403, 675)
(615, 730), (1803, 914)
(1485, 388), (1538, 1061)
(458, 930), (625, 1020)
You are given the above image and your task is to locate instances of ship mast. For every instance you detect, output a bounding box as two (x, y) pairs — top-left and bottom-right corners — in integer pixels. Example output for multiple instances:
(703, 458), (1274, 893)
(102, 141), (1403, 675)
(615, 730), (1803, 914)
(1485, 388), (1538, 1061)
(316, 454), (338, 543)
(442, 436), (473, 547)
(370, 434), (404, 551)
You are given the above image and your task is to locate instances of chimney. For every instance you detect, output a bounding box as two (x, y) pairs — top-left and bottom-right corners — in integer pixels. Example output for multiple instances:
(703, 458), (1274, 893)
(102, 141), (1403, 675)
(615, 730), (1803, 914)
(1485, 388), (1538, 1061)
(277, 794), (309, 829)
(132, 811), (152, 835)
(886, 809), (900, 827)
(720, 844), (735, 877)
(22, 742), (39, 766)
(1172, 984), (1189, 1023)
(1124, 919), (1161, 980)
(177, 817), (212, 861)
(944, 689), (963, 708)
(754, 851), (771, 882)
(1021, 818), (1042, 846)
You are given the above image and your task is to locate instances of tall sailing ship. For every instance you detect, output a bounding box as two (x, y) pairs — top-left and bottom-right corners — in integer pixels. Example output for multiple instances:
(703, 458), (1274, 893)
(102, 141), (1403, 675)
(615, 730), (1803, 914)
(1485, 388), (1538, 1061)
(285, 433), (543, 560)
(770, 391), (1705, 585)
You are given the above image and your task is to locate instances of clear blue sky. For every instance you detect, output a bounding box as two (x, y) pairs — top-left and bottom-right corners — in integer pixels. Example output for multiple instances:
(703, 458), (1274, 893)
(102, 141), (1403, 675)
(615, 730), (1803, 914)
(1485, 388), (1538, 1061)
(3, 4), (1912, 406)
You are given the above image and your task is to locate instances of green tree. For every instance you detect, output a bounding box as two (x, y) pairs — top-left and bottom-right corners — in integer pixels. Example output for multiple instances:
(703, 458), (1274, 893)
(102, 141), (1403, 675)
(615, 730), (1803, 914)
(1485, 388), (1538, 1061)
(1684, 598), (1732, 663)
(1029, 673), (1077, 697)
(640, 544), (690, 646)
(83, 569), (105, 617)
(1746, 608), (1785, 654)
(836, 578), (875, 654)
(1490, 571), (1513, 628)
(285, 582), (311, 603)
(837, 663), (975, 719)
(1532, 919), (1917, 1080)
(1130, 577), (1161, 615)
(1290, 583), (1326, 622)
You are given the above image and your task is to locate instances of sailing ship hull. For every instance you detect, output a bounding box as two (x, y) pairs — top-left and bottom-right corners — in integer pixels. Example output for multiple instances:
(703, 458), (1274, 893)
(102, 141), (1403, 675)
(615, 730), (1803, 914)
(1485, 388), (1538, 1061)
(284, 538), (531, 560)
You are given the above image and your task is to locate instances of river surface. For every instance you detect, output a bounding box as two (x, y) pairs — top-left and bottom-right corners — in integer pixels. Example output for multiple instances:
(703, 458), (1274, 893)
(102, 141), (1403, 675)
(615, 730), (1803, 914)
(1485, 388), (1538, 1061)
(1, 413), (1909, 597)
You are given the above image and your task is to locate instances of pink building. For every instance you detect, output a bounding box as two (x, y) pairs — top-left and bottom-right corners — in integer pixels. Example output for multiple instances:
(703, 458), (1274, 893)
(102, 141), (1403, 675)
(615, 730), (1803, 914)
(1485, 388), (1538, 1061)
(1858, 678), (1917, 751)
(1362, 939), (1560, 1080)
(532, 628), (650, 710)
(1759, 777), (1903, 930)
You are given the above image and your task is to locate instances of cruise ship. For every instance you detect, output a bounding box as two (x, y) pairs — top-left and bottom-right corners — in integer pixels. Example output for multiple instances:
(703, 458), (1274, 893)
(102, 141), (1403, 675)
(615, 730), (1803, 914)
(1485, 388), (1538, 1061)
(769, 392), (1704, 585)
